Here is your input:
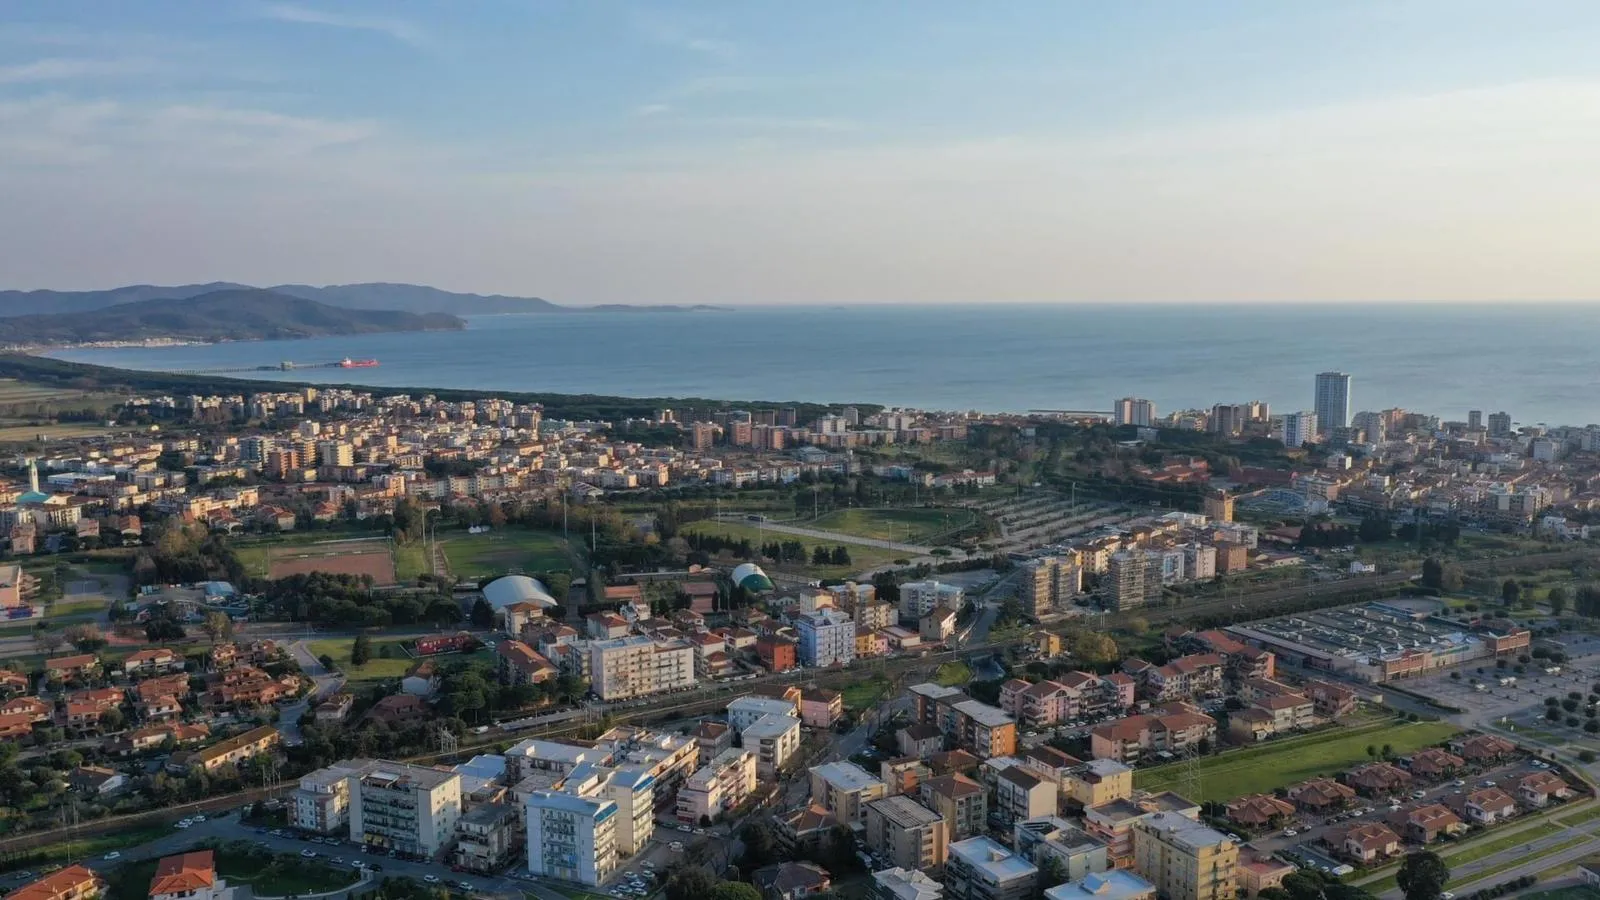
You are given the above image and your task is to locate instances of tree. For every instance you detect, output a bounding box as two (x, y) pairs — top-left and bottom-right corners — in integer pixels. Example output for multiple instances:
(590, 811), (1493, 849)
(1366, 744), (1378, 758)
(709, 885), (762, 900)
(1501, 579), (1521, 607)
(1396, 851), (1449, 900)
(350, 634), (373, 668)
(99, 708), (124, 731)
(739, 822), (777, 869)
(1036, 857), (1068, 899)
(203, 611), (234, 642)
(1549, 586), (1569, 615)
(665, 866), (719, 900)
(32, 627), (65, 657)
(470, 598), (495, 628)
(318, 653), (337, 672)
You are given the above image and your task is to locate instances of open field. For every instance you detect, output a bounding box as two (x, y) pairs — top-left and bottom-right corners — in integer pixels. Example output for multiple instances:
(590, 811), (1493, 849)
(308, 636), (415, 683)
(935, 661), (972, 687)
(0, 423), (129, 442)
(438, 528), (573, 576)
(395, 543), (429, 582)
(681, 519), (905, 577)
(808, 507), (979, 544)
(1559, 803), (1600, 827)
(1134, 720), (1461, 803)
(842, 676), (892, 710)
(1443, 821), (1565, 866)
(1519, 887), (1600, 900)
(265, 539), (397, 583)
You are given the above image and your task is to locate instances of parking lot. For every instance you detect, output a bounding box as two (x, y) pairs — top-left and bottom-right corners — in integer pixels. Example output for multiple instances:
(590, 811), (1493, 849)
(1400, 631), (1600, 735)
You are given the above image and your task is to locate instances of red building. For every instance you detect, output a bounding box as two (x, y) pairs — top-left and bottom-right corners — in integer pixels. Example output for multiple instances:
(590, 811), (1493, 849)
(414, 632), (478, 656)
(757, 636), (797, 673)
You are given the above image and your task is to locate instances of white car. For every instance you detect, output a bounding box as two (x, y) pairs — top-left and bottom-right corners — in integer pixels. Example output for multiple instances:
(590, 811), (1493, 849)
(301, 850), (317, 859)
(423, 875), (440, 884)
(102, 852), (121, 861)
(192, 814), (206, 822)
(1282, 829), (1297, 837)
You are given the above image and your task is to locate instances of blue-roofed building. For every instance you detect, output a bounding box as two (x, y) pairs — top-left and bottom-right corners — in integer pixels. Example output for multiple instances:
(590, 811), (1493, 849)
(1044, 871), (1156, 900)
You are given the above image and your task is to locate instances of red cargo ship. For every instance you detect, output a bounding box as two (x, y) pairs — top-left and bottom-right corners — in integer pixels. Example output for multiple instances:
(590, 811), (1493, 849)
(339, 358), (380, 368)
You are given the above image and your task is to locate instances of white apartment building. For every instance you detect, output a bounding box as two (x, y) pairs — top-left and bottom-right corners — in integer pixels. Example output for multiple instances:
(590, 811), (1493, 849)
(1113, 398), (1156, 428)
(292, 760), (376, 834)
(1282, 411), (1319, 449)
(677, 748), (758, 825)
(728, 696), (799, 732)
(743, 713), (802, 779)
(525, 790), (619, 886)
(899, 580), (964, 622)
(503, 738), (609, 783)
(348, 763), (463, 859)
(551, 761), (658, 857)
(810, 761), (888, 822)
(589, 635), (696, 701)
(1181, 545), (1216, 582)
(797, 609), (856, 668)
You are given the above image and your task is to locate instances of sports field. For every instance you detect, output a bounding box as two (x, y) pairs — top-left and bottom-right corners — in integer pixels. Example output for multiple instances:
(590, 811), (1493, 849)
(263, 538), (399, 584)
(438, 528), (573, 577)
(1134, 720), (1460, 803)
(810, 507), (978, 544)
(308, 636), (416, 683)
(680, 519), (903, 575)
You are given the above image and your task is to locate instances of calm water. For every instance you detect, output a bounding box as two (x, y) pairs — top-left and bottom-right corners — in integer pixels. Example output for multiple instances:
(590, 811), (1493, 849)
(42, 304), (1600, 426)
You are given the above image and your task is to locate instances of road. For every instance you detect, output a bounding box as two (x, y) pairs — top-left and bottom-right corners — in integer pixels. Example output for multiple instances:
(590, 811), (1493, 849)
(279, 639), (347, 746)
(1373, 807), (1600, 899)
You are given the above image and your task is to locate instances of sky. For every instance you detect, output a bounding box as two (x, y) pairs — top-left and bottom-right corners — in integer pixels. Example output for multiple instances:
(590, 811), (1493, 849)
(4, 1), (1600, 305)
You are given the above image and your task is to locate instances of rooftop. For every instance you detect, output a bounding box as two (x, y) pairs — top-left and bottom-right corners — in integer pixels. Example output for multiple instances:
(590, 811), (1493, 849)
(866, 794), (944, 828)
(811, 760), (884, 792)
(744, 713), (801, 739)
(949, 835), (1038, 882)
(1044, 871), (1156, 900)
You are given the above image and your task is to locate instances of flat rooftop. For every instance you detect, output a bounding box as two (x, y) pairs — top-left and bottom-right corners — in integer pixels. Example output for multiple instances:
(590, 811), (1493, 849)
(950, 836), (1038, 882)
(811, 761), (884, 792)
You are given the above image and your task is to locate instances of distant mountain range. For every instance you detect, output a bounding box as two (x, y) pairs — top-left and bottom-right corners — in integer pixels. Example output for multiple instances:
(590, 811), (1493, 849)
(0, 290), (463, 346)
(0, 282), (727, 317)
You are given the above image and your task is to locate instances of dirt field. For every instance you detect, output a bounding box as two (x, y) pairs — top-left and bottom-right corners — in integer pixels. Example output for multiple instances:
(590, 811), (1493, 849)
(266, 539), (398, 584)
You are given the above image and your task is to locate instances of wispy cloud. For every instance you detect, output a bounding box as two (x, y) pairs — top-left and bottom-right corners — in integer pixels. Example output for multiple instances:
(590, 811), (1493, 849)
(633, 103), (673, 117)
(0, 57), (158, 85)
(256, 2), (428, 48)
(631, 13), (738, 61)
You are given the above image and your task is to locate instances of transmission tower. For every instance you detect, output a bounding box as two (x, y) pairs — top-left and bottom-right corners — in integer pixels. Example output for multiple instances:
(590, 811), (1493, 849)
(1175, 743), (1204, 805)
(438, 726), (459, 755)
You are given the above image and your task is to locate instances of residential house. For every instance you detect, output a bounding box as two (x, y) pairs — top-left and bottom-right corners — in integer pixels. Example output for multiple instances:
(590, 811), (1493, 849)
(1450, 734), (1517, 764)
(44, 654), (100, 683)
(1519, 772), (1572, 808)
(1407, 749), (1466, 781)
(993, 767), (1056, 827)
(1402, 805), (1465, 844)
(1337, 823), (1400, 864)
(1089, 705), (1217, 764)
(1464, 787), (1518, 824)
(1286, 778), (1356, 813)
(149, 851), (230, 900)
(899, 724), (946, 759)
(401, 660), (441, 697)
(10, 866), (106, 900)
(172, 725), (280, 774)
(1304, 680), (1358, 719)
(68, 766), (126, 795)
(1345, 763), (1411, 798)
(801, 688), (843, 728)
(752, 862), (832, 900)
(122, 648), (183, 678)
(1224, 795), (1296, 831)
(495, 640), (556, 687)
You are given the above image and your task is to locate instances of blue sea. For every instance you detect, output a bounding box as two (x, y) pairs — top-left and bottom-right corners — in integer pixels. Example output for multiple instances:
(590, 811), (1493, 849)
(41, 304), (1600, 426)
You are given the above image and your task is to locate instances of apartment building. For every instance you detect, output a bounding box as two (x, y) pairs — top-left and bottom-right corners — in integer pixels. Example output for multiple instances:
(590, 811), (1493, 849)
(993, 767), (1056, 826)
(348, 763), (463, 859)
(1065, 759), (1136, 808)
(503, 738), (610, 784)
(588, 635), (696, 701)
(744, 714), (802, 779)
(525, 790), (619, 886)
(874, 868), (946, 900)
(10, 866), (106, 900)
(796, 609), (856, 668)
(899, 581), (964, 622)
(1090, 707), (1217, 764)
(999, 674), (1135, 729)
(949, 700), (1018, 759)
(1106, 552), (1152, 611)
(729, 696), (799, 731)
(945, 836), (1039, 900)
(1141, 654), (1225, 702)
(1130, 813), (1237, 900)
(293, 760), (377, 834)
(1013, 817), (1110, 883)
(678, 748), (758, 825)
(453, 802), (520, 874)
(920, 774), (987, 840)
(176, 725), (281, 775)
(1019, 557), (1083, 618)
(865, 795), (950, 871)
(810, 761), (888, 823)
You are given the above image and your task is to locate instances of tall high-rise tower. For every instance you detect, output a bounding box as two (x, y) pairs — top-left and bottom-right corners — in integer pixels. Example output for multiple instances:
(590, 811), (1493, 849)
(1313, 372), (1351, 436)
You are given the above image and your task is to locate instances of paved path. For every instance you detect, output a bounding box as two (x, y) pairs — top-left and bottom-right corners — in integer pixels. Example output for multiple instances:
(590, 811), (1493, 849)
(713, 514), (933, 555)
(1373, 809), (1600, 899)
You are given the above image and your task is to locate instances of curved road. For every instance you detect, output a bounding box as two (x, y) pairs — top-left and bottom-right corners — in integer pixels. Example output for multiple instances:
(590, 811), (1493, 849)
(714, 514), (933, 555)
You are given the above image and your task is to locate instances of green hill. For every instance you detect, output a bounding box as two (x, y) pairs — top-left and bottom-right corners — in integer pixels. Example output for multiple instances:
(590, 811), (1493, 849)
(0, 289), (464, 345)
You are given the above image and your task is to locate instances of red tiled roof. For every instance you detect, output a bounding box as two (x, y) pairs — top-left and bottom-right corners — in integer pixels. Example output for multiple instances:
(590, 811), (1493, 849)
(150, 851), (216, 896)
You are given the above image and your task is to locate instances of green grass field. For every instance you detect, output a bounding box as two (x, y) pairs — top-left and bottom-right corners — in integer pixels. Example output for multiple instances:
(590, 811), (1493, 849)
(935, 661), (972, 687)
(1558, 802), (1600, 827)
(394, 543), (428, 582)
(680, 520), (905, 576)
(308, 637), (416, 684)
(808, 507), (978, 544)
(1442, 821), (1565, 865)
(438, 528), (573, 577)
(1135, 720), (1461, 803)
(842, 676), (891, 710)
(1519, 887), (1600, 900)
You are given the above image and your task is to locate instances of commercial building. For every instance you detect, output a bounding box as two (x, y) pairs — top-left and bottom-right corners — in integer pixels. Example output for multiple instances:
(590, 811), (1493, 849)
(744, 714), (803, 779)
(945, 836), (1039, 900)
(864, 795), (950, 871)
(1314, 372), (1351, 435)
(1130, 813), (1237, 900)
(796, 609), (856, 668)
(525, 790), (618, 886)
(810, 761), (888, 822)
(588, 635), (696, 701)
(349, 763), (463, 859)
(678, 748), (758, 825)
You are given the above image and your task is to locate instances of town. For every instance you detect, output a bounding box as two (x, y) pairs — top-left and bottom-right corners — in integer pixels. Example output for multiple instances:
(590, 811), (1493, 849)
(2, 368), (1600, 900)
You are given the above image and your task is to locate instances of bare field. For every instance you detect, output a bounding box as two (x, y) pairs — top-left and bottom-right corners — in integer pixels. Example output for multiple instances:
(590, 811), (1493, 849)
(0, 422), (129, 442)
(266, 539), (398, 584)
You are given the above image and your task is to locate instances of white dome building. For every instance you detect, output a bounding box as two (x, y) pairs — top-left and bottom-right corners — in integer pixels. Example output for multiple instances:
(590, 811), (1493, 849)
(731, 563), (774, 593)
(482, 574), (559, 610)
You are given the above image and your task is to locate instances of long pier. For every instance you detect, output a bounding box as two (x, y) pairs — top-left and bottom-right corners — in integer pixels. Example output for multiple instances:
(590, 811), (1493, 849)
(178, 360), (367, 375)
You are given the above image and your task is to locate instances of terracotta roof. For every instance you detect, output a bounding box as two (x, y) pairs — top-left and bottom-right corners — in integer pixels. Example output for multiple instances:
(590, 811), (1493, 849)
(1407, 804), (1463, 831)
(922, 772), (983, 798)
(1256, 693), (1311, 711)
(1521, 771), (1569, 794)
(12, 865), (103, 900)
(1227, 793), (1296, 825)
(150, 850), (216, 896)
(1467, 787), (1517, 809)
(1345, 822), (1399, 852)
